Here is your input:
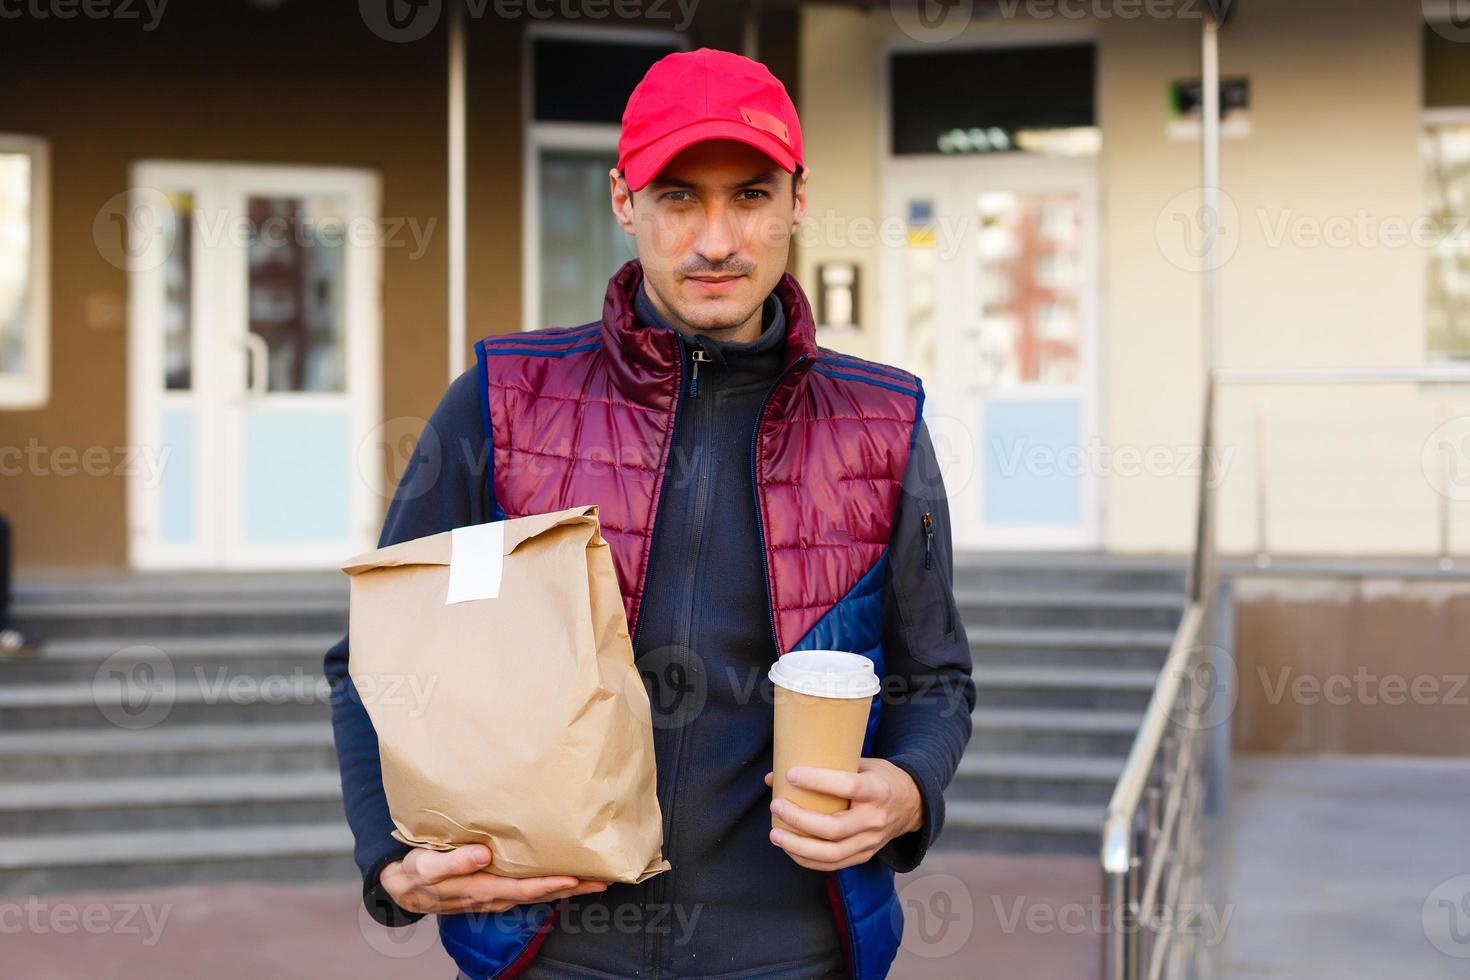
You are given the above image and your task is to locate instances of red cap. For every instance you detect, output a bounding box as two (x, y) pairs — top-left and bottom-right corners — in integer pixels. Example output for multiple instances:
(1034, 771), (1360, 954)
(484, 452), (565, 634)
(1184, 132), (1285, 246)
(618, 48), (803, 193)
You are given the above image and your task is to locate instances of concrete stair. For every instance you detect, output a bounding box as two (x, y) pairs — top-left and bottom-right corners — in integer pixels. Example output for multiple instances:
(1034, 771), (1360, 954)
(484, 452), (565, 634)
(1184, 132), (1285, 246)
(2, 573), (353, 895)
(0, 554), (1185, 892)
(939, 553), (1187, 855)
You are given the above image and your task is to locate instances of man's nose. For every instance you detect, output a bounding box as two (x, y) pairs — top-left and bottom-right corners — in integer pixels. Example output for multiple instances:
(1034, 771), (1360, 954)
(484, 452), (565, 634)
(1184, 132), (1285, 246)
(693, 203), (741, 265)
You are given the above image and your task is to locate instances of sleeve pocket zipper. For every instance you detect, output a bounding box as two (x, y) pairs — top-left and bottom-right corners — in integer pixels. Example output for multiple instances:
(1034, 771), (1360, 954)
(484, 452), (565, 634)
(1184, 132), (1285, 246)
(921, 510), (955, 638)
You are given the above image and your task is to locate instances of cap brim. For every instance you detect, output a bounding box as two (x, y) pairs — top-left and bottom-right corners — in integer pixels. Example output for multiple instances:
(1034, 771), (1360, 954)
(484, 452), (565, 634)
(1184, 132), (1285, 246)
(621, 119), (797, 192)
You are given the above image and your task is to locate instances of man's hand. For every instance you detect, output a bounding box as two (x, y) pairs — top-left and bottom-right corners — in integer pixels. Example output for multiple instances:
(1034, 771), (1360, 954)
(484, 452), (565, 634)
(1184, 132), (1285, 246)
(764, 758), (923, 872)
(380, 844), (611, 915)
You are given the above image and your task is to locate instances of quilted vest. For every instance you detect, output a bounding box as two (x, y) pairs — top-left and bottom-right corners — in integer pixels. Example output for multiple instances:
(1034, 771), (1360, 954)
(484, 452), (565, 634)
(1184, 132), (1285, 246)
(441, 259), (924, 980)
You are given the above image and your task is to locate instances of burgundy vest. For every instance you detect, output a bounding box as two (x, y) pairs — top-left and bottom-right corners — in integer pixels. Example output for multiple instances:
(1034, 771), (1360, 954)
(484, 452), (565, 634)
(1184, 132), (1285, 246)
(476, 260), (922, 653)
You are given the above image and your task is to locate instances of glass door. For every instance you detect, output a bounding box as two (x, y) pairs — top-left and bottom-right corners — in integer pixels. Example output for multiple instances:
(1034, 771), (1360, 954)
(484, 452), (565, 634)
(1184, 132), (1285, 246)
(128, 162), (382, 569)
(883, 155), (1101, 549)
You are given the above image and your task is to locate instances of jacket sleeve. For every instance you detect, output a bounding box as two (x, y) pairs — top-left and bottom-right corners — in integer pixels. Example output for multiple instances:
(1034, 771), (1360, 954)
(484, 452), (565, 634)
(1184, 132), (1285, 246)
(873, 417), (977, 874)
(323, 364), (491, 927)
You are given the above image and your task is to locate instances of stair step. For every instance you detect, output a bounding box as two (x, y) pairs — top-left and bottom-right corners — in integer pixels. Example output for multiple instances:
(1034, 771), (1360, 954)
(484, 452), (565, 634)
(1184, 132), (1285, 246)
(953, 553), (1187, 592)
(957, 588), (1186, 608)
(12, 597), (347, 640)
(0, 822), (356, 895)
(966, 624), (1175, 669)
(0, 632), (341, 683)
(938, 799), (1103, 856)
(967, 625), (1178, 650)
(0, 771), (343, 835)
(956, 589), (1185, 629)
(972, 707), (1143, 733)
(0, 677), (331, 729)
(0, 722), (338, 779)
(13, 571), (345, 604)
(973, 665), (1159, 689)
(957, 751), (1127, 781)
(969, 707), (1143, 756)
(950, 752), (1126, 805)
(971, 665), (1158, 710)
(2, 770), (341, 809)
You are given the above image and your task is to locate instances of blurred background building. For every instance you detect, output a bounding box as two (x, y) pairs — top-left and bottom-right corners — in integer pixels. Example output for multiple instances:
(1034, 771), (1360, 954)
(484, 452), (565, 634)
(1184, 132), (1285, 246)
(2, 2), (1469, 978)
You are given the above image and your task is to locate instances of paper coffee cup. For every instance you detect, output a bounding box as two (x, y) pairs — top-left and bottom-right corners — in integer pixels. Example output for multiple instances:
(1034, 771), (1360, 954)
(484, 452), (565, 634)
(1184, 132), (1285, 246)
(767, 650), (881, 835)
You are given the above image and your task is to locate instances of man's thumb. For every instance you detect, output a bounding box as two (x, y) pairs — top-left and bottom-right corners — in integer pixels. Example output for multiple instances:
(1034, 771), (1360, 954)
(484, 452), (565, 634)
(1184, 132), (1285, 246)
(424, 844), (493, 881)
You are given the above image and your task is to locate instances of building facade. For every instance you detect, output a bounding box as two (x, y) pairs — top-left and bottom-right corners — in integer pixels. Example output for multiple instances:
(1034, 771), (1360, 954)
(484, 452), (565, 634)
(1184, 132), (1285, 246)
(3, 0), (1468, 570)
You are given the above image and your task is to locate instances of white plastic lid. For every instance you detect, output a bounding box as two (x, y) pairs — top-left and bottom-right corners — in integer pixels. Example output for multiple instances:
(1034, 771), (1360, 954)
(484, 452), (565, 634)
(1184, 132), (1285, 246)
(768, 650), (881, 699)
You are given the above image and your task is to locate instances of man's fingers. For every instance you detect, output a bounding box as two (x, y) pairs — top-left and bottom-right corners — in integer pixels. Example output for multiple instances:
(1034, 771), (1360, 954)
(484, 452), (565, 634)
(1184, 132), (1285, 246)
(412, 844), (493, 884)
(786, 766), (883, 802)
(770, 799), (869, 841)
(539, 880), (612, 903)
(763, 771), (774, 787)
(769, 825), (866, 867)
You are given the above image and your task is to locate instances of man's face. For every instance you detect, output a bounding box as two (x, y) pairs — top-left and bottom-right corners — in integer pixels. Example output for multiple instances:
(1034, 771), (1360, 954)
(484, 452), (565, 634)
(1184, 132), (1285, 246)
(610, 139), (808, 340)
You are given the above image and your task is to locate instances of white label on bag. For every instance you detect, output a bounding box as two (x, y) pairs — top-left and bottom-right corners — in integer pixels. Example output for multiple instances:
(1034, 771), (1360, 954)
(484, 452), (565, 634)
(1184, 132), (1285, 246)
(446, 522), (505, 604)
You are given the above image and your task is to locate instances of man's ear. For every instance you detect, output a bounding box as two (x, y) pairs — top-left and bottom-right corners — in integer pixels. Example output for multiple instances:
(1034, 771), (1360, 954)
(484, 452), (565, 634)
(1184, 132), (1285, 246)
(609, 169), (636, 234)
(792, 165), (809, 230)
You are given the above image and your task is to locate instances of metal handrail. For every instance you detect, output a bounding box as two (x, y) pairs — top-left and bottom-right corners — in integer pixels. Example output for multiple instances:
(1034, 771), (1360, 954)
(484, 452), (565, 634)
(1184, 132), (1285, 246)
(1100, 362), (1470, 979)
(1216, 364), (1470, 386)
(1100, 13), (1226, 977)
(1220, 365), (1470, 570)
(1099, 373), (1217, 980)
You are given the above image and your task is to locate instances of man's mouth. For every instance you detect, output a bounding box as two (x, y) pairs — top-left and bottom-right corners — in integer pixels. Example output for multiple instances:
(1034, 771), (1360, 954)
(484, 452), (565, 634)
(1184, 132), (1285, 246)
(687, 274), (743, 294)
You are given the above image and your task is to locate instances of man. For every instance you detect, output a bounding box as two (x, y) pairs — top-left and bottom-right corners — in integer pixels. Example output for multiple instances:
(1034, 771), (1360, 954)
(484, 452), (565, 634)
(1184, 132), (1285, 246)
(325, 48), (975, 979)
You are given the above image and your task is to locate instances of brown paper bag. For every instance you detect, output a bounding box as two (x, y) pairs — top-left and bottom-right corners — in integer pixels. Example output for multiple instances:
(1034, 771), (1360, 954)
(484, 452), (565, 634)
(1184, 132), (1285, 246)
(341, 504), (670, 884)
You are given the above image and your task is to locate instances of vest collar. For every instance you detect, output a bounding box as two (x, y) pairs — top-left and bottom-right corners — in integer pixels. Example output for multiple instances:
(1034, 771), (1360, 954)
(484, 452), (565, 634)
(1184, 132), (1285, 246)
(599, 259), (818, 407)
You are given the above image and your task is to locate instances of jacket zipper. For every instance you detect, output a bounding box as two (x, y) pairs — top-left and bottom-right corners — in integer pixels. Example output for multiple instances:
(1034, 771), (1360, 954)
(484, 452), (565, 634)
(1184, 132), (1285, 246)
(688, 346), (712, 398)
(650, 336), (716, 979)
(633, 332), (685, 980)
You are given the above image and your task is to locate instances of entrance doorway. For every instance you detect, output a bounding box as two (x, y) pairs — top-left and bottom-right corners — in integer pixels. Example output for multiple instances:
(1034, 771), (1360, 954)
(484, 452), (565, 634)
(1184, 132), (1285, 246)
(127, 162), (382, 569)
(883, 153), (1101, 549)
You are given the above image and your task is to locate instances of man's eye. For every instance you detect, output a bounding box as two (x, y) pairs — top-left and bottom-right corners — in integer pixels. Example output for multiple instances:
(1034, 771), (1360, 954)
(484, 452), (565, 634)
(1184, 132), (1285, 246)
(739, 189), (770, 201)
(662, 191), (690, 202)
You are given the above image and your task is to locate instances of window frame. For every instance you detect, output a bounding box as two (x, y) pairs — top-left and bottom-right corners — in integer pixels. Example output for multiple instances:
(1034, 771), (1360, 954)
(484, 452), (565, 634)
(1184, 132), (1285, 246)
(519, 23), (687, 330)
(0, 134), (50, 409)
(1421, 106), (1470, 363)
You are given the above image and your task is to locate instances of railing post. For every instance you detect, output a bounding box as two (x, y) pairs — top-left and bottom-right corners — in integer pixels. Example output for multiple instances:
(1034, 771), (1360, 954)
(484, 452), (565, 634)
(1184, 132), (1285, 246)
(1437, 402), (1454, 571)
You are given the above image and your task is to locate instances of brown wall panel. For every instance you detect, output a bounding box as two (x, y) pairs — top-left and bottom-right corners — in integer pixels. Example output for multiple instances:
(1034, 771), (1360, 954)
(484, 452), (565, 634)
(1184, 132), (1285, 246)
(1234, 578), (1470, 756)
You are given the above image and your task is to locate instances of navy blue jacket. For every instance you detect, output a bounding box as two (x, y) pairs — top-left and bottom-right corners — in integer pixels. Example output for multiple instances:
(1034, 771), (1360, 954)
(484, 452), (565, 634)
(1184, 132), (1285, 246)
(324, 286), (975, 978)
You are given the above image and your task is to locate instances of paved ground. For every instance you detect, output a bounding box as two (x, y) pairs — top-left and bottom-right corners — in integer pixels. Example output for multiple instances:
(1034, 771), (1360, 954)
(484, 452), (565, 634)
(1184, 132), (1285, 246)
(1219, 754), (1470, 980)
(0, 850), (1102, 979)
(13, 756), (1464, 978)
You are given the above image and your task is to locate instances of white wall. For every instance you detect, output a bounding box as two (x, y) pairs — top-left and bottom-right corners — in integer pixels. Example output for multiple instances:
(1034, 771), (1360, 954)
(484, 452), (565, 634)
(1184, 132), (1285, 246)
(799, 0), (1470, 557)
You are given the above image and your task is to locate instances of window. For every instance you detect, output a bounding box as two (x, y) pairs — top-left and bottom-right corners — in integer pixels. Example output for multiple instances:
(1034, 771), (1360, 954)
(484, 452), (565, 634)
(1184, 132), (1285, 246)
(0, 135), (48, 407)
(889, 44), (1098, 157)
(524, 29), (683, 329)
(1424, 24), (1470, 360)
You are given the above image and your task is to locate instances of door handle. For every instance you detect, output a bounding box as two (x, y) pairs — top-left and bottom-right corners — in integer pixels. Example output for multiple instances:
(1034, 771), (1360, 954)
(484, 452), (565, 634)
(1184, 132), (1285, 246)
(239, 333), (269, 398)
